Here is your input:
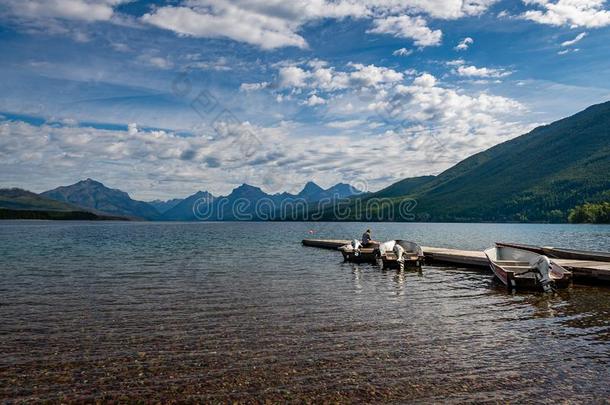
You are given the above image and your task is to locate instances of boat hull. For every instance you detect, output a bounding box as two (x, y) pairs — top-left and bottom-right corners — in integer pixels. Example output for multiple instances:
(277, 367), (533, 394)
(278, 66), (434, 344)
(339, 242), (380, 264)
(380, 256), (423, 270)
(488, 260), (510, 287)
(340, 249), (379, 264)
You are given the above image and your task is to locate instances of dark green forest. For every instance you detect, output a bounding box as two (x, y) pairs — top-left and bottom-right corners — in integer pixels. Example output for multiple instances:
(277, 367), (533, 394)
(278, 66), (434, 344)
(568, 202), (610, 224)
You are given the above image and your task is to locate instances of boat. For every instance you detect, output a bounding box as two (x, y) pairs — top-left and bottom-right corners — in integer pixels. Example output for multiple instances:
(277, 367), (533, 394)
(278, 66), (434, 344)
(378, 240), (424, 270)
(338, 240), (380, 264)
(497, 242), (610, 263)
(484, 244), (572, 292)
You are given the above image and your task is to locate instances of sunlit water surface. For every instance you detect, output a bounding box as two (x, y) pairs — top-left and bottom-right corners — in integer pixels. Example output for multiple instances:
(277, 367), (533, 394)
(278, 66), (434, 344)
(1, 221), (609, 402)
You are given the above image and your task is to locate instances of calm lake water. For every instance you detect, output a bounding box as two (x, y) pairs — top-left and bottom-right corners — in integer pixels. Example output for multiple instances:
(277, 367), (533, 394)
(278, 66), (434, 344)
(1, 221), (609, 403)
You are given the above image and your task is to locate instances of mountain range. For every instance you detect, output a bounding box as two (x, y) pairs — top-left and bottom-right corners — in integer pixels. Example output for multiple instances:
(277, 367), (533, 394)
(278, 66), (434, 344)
(0, 179), (363, 221)
(160, 182), (363, 221)
(1, 101), (608, 223)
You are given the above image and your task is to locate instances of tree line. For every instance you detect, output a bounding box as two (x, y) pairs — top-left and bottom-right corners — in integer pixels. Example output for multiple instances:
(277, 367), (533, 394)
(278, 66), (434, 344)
(568, 202), (610, 224)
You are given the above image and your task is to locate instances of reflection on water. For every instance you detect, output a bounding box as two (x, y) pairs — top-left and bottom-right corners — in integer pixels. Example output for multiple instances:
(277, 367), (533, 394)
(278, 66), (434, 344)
(0, 221), (609, 402)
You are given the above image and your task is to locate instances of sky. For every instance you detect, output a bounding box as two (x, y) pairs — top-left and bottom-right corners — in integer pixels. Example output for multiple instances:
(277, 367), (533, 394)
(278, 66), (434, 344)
(0, 0), (609, 200)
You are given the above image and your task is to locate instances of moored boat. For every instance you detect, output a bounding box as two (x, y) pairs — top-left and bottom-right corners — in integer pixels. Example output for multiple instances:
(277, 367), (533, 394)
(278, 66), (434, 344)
(484, 244), (572, 292)
(339, 240), (380, 264)
(378, 240), (424, 270)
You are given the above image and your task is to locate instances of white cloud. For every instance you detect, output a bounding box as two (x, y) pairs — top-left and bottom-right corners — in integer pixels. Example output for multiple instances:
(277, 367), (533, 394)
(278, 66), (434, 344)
(454, 37), (474, 51)
(142, 5), (308, 50)
(2, 0), (128, 22)
(330, 72), (531, 175)
(308, 66), (350, 91)
(367, 15), (443, 47)
(392, 47), (413, 56)
(557, 48), (579, 55)
(412, 73), (437, 87)
(326, 119), (366, 129)
(138, 55), (174, 70)
(522, 0), (610, 28)
(72, 30), (90, 42)
(127, 123), (138, 135)
(272, 61), (404, 91)
(365, 0), (499, 20)
(454, 64), (512, 78)
(446, 59), (466, 66)
(111, 42), (130, 52)
(186, 56), (233, 71)
(279, 66), (310, 88)
(256, 62), (525, 162)
(240, 82), (271, 91)
(140, 1), (499, 49)
(348, 63), (405, 87)
(561, 31), (587, 46)
(303, 94), (326, 106)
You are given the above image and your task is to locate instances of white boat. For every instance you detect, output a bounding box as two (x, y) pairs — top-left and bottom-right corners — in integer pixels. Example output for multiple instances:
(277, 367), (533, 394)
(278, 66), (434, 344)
(378, 240), (424, 270)
(484, 244), (572, 292)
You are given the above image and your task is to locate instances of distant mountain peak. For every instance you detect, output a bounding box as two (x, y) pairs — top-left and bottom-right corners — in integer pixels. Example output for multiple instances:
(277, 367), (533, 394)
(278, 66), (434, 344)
(334, 182), (351, 188)
(300, 181), (323, 195)
(229, 183), (265, 197)
(194, 190), (214, 198)
(80, 178), (104, 186)
(236, 183), (260, 190)
(42, 179), (159, 220)
(324, 182), (363, 199)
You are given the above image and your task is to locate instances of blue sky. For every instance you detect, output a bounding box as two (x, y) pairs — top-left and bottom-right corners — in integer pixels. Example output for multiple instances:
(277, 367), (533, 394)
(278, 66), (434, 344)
(0, 0), (609, 200)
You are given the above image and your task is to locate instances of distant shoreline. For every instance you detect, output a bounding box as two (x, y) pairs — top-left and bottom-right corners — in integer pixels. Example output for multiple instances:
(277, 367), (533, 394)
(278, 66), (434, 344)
(0, 208), (129, 221)
(2, 215), (608, 225)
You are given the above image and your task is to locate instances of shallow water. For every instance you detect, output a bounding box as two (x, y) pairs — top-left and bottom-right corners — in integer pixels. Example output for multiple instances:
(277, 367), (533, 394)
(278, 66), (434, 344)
(1, 221), (609, 402)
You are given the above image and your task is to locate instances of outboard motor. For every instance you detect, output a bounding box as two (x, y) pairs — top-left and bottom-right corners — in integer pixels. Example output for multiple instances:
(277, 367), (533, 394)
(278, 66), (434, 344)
(351, 239), (362, 256)
(393, 244), (405, 261)
(531, 255), (553, 292)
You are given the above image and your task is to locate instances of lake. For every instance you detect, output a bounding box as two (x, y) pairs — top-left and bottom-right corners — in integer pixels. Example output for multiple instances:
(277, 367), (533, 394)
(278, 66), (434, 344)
(1, 221), (609, 402)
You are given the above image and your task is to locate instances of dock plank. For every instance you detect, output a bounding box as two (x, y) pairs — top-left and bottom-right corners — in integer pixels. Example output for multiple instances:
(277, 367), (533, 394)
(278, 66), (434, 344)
(421, 246), (488, 268)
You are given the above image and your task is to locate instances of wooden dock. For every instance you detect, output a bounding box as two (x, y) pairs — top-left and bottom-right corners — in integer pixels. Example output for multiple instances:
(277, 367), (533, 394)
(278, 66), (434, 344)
(302, 239), (610, 283)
